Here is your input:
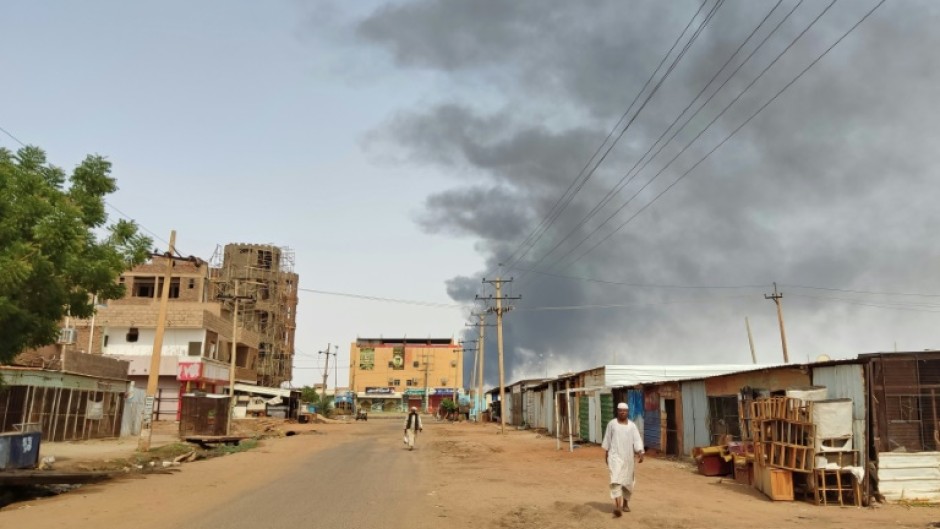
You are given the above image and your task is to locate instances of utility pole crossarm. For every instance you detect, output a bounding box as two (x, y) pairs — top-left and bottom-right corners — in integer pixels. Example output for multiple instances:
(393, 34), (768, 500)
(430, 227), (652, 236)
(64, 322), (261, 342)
(764, 282), (789, 364)
(478, 276), (519, 435)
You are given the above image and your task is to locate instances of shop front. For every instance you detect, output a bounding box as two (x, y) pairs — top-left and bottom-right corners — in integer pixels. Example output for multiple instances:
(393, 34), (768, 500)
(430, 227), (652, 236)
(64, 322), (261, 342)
(403, 388), (458, 413)
(357, 387), (403, 413)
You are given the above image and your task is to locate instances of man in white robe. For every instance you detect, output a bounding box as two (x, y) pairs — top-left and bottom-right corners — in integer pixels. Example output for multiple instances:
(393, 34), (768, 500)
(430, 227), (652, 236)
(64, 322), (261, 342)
(403, 406), (423, 450)
(602, 402), (644, 517)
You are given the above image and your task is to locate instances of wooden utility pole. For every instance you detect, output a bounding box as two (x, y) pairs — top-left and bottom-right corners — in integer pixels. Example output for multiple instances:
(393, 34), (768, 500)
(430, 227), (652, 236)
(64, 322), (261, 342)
(478, 276), (521, 435)
(745, 316), (757, 364)
(138, 230), (176, 452)
(764, 283), (789, 364)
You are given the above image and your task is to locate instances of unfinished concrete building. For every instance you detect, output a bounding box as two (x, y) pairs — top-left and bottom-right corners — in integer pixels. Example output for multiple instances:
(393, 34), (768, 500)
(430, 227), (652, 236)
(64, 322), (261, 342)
(210, 244), (298, 388)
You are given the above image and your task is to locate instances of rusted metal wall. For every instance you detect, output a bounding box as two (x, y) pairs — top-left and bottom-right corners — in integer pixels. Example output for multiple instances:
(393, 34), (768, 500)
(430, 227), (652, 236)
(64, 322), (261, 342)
(651, 383), (683, 455)
(870, 353), (940, 453)
(179, 395), (229, 437)
(704, 368), (810, 396)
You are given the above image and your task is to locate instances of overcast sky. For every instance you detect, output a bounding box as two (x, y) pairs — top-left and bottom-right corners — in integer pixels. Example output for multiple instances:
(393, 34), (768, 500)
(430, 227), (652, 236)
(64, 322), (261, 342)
(3, 1), (939, 389)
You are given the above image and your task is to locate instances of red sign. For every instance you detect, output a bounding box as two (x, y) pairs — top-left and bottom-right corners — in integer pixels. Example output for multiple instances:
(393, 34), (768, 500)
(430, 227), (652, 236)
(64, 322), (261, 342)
(177, 362), (203, 381)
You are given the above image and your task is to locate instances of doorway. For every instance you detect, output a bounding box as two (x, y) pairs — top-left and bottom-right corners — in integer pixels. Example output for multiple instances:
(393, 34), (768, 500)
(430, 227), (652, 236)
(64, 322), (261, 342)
(665, 399), (678, 455)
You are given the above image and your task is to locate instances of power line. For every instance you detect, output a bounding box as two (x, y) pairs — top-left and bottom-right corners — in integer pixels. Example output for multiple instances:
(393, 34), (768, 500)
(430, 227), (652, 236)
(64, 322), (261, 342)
(789, 293), (940, 313)
(299, 287), (469, 309)
(511, 266), (766, 290)
(1, 121), (177, 252)
(515, 294), (754, 312)
(499, 0), (717, 276)
(0, 125), (27, 147)
(559, 0), (885, 270)
(517, 0), (795, 279)
(781, 284), (940, 298)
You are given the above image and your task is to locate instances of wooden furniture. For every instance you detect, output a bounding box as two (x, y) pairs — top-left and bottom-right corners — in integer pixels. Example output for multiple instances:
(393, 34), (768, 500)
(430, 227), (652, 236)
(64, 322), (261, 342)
(813, 468), (861, 506)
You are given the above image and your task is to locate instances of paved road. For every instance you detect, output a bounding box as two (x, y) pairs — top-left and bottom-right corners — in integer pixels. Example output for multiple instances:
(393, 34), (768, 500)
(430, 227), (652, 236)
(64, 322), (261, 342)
(175, 419), (432, 529)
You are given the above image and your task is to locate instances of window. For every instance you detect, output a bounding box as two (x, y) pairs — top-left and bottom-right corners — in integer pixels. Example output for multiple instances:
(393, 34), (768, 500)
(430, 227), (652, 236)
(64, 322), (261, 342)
(392, 379), (401, 386)
(188, 342), (202, 356)
(413, 360), (420, 368)
(133, 277), (156, 298)
(188, 278), (195, 289)
(707, 395), (741, 444)
(157, 278), (181, 299)
(126, 328), (139, 342)
(406, 379), (414, 386)
(257, 250), (273, 269)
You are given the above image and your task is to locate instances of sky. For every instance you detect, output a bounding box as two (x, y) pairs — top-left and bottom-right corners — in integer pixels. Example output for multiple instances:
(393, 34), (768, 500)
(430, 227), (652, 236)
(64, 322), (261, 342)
(3, 1), (939, 390)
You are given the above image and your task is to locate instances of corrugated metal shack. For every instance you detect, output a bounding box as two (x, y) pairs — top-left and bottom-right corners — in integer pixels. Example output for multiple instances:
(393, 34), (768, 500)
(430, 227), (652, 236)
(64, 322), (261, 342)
(0, 366), (129, 441)
(862, 351), (940, 502)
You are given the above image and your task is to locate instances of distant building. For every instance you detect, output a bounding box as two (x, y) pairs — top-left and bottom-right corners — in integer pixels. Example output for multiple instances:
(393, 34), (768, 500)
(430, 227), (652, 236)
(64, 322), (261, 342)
(349, 338), (462, 413)
(13, 243), (298, 421)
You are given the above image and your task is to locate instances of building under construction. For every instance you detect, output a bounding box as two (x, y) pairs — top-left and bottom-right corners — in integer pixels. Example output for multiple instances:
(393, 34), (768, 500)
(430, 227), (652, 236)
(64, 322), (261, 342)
(211, 244), (299, 387)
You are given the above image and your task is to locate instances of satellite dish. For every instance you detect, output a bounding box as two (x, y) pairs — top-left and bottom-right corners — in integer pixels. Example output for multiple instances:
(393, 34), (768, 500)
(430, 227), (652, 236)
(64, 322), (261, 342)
(815, 354), (831, 362)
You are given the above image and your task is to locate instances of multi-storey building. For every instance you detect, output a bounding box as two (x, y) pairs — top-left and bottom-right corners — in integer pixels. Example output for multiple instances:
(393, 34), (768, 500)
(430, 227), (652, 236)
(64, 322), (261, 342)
(210, 244), (298, 387)
(15, 243), (299, 420)
(349, 338), (462, 413)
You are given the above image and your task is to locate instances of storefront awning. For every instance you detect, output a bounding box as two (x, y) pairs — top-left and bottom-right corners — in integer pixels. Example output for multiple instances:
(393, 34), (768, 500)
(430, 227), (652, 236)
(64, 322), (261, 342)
(357, 392), (403, 399)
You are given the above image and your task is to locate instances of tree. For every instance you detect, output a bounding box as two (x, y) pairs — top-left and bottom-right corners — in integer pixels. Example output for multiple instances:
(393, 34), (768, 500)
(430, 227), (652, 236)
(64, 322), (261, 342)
(0, 146), (152, 362)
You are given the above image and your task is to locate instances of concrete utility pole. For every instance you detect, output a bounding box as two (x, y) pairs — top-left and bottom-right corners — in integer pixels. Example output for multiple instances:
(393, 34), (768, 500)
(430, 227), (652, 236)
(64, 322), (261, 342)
(456, 340), (475, 420)
(745, 317), (757, 364)
(319, 343), (336, 399)
(138, 230), (176, 452)
(218, 278), (254, 435)
(422, 349), (438, 413)
(764, 283), (789, 364)
(478, 275), (521, 435)
(468, 312), (490, 422)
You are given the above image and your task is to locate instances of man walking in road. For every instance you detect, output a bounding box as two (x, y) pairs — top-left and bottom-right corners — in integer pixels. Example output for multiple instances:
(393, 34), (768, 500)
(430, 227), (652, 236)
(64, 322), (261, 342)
(602, 402), (644, 518)
(403, 406), (423, 451)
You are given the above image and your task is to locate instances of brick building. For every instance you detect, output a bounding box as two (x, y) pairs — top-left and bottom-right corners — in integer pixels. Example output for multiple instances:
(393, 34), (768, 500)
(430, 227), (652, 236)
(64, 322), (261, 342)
(15, 243), (298, 420)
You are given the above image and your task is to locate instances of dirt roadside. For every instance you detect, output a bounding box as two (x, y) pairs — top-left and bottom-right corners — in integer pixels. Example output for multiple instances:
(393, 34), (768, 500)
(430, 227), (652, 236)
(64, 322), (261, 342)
(2, 418), (939, 528)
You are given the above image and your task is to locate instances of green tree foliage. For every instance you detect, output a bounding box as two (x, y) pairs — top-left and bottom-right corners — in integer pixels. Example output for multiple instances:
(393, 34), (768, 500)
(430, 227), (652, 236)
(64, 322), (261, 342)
(0, 146), (152, 361)
(300, 386), (319, 403)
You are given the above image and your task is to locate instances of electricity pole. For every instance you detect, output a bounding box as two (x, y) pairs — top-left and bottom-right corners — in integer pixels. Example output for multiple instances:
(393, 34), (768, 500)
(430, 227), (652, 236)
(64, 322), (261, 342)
(218, 279), (254, 435)
(764, 283), (789, 364)
(745, 316), (757, 364)
(467, 312), (494, 423)
(138, 230), (176, 452)
(457, 340), (475, 421)
(478, 276), (520, 435)
(319, 343), (336, 399)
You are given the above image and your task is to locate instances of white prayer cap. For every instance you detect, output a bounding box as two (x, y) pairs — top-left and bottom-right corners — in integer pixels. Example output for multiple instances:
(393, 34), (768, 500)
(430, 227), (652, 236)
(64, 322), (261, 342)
(617, 402), (628, 410)
(411, 406), (417, 411)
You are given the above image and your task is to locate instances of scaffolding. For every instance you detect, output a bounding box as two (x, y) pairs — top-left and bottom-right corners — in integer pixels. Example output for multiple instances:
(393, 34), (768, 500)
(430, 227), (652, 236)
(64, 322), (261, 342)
(209, 243), (298, 387)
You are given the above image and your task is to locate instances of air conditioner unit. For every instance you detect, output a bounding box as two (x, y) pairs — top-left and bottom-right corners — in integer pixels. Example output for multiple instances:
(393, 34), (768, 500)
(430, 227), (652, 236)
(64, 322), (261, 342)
(58, 328), (77, 344)
(440, 378), (448, 385)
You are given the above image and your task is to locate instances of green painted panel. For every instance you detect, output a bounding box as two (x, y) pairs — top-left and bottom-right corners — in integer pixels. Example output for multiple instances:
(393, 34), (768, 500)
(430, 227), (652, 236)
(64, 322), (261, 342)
(601, 393), (614, 440)
(579, 395), (590, 441)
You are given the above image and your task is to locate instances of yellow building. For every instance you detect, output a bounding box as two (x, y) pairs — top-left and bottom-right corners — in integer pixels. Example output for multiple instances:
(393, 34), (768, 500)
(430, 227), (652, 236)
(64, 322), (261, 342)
(349, 338), (461, 413)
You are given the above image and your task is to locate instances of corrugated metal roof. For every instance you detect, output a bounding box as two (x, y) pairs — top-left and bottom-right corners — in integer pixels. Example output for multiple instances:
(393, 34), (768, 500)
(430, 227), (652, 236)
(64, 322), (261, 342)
(603, 365), (773, 387)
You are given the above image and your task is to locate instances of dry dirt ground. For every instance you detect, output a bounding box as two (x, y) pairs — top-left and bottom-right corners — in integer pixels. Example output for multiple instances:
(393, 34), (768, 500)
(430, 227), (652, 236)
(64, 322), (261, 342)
(4, 418), (940, 529)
